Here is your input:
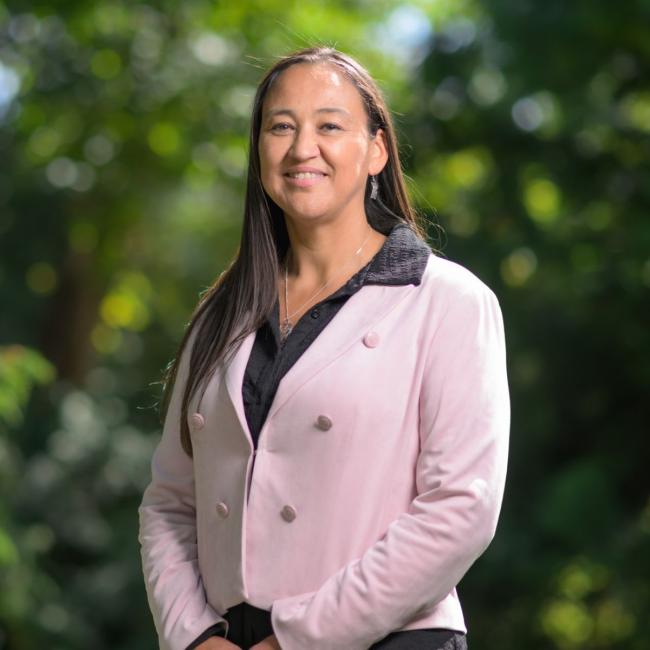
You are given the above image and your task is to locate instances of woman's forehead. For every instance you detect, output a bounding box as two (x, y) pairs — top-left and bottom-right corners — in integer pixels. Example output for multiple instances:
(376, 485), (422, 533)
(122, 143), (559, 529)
(263, 63), (364, 115)
(275, 62), (347, 88)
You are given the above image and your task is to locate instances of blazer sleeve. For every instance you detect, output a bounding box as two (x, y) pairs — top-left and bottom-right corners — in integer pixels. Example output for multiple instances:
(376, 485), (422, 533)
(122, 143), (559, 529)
(270, 281), (511, 650)
(138, 325), (229, 650)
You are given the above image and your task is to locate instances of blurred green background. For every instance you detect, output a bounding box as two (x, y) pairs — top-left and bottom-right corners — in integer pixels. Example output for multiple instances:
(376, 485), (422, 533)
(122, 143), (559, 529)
(1, 0), (649, 648)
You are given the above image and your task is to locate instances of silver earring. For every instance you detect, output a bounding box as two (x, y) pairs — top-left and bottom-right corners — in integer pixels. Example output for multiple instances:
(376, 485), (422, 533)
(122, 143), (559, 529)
(370, 175), (379, 200)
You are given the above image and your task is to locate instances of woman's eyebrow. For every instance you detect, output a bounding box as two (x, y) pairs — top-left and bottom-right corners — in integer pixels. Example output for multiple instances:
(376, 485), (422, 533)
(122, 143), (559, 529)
(264, 107), (351, 119)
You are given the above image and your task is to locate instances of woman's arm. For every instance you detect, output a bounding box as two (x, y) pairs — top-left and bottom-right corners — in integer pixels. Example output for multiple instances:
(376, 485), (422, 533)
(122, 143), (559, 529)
(138, 326), (229, 650)
(270, 280), (511, 650)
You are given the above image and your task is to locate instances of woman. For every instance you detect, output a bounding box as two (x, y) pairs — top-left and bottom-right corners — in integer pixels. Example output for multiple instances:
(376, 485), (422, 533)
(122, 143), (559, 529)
(138, 46), (510, 650)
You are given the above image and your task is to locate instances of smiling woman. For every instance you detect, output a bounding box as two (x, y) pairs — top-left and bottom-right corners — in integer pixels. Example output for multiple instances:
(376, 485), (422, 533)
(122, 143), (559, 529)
(258, 64), (387, 231)
(138, 46), (509, 650)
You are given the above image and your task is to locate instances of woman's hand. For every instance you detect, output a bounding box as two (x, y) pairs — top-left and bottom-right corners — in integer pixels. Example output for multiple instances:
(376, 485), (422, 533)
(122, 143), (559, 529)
(250, 634), (282, 649)
(195, 636), (242, 649)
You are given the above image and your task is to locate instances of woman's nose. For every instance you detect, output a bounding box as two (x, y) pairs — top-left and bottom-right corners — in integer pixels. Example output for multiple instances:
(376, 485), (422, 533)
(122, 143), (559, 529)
(289, 127), (320, 159)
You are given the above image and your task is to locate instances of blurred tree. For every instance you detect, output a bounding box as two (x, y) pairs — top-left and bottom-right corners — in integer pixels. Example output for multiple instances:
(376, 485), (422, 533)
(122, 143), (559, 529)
(403, 1), (650, 648)
(0, 1), (425, 648)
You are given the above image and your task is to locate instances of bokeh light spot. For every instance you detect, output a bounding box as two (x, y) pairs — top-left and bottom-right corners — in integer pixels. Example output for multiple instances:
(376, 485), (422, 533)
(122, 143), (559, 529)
(619, 91), (650, 134)
(26, 262), (58, 294)
(541, 599), (594, 646)
(148, 122), (181, 157)
(500, 247), (537, 287)
(523, 178), (561, 224)
(90, 49), (122, 80)
(443, 148), (489, 189)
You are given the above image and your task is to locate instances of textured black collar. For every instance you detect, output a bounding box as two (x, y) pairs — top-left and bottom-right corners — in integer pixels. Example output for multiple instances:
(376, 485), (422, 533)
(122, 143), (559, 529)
(271, 220), (432, 321)
(361, 221), (431, 285)
(328, 221), (431, 299)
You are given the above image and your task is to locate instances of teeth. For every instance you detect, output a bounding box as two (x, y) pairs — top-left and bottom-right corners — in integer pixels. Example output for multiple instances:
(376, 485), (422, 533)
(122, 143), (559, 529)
(288, 172), (324, 179)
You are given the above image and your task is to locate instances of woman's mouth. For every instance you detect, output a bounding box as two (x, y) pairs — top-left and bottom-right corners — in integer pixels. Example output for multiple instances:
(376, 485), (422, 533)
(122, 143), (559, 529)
(284, 172), (327, 187)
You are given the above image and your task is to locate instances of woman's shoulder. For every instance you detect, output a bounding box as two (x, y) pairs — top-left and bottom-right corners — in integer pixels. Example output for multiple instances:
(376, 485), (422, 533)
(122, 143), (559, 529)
(420, 251), (499, 304)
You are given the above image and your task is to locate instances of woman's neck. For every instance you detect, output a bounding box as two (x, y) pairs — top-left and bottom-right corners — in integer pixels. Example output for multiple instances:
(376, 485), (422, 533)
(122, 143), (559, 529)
(283, 218), (385, 286)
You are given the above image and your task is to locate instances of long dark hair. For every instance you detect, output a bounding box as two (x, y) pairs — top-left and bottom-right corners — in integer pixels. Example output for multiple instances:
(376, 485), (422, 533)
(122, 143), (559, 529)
(161, 46), (434, 457)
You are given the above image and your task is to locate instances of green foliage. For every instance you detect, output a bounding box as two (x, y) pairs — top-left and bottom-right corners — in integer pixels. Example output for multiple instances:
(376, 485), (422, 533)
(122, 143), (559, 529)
(0, 0), (648, 648)
(0, 346), (55, 428)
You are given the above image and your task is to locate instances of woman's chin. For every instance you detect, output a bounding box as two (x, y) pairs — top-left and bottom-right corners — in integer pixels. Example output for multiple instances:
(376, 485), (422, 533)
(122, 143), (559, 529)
(283, 204), (333, 222)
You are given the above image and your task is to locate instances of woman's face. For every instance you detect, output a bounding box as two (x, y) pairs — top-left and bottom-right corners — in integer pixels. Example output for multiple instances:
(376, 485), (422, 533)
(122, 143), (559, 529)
(258, 63), (387, 224)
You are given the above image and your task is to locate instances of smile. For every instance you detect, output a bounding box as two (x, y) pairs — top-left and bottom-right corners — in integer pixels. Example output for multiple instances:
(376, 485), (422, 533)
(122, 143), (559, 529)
(285, 172), (326, 179)
(284, 172), (327, 187)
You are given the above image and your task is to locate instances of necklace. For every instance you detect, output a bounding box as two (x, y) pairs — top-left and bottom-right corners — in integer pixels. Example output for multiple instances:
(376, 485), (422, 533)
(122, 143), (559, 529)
(280, 228), (374, 342)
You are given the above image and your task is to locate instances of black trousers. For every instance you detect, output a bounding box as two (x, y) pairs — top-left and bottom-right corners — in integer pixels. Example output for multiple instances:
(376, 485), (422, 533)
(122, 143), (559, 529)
(223, 602), (468, 649)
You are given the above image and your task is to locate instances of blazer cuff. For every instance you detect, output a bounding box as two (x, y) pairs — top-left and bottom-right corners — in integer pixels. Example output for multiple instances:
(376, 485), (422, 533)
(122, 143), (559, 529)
(185, 622), (227, 649)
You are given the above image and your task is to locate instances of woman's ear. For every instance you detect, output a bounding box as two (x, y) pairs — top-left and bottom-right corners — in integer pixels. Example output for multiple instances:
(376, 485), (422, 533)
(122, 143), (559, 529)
(368, 128), (389, 176)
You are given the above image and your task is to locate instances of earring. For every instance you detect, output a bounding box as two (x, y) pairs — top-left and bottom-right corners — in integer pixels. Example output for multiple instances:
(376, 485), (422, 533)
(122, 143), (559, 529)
(370, 175), (379, 200)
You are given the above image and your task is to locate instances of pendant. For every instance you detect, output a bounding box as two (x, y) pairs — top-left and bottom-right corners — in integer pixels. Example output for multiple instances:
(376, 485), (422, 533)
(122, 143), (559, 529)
(280, 319), (293, 341)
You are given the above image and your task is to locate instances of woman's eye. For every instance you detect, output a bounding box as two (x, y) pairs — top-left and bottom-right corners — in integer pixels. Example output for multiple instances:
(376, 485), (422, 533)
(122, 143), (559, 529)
(270, 123), (292, 132)
(268, 122), (341, 133)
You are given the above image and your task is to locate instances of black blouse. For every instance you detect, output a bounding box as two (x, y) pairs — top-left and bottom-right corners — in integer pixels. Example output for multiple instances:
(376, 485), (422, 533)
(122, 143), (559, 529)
(187, 222), (461, 648)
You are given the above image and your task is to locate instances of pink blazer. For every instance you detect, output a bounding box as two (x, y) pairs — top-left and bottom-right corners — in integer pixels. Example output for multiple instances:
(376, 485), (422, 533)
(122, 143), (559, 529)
(138, 251), (510, 650)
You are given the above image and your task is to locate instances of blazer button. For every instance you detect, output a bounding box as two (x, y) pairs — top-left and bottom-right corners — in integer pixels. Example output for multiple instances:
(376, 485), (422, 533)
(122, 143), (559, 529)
(281, 505), (297, 522)
(316, 415), (332, 430)
(191, 413), (205, 431)
(363, 331), (380, 348)
(215, 502), (229, 518)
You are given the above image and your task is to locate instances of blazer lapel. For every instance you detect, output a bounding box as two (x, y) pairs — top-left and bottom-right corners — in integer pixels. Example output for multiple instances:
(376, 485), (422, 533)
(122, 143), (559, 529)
(265, 283), (416, 421)
(223, 326), (257, 448)
(223, 283), (416, 449)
